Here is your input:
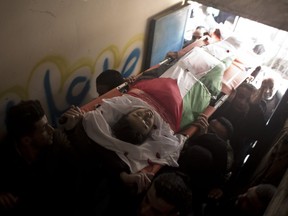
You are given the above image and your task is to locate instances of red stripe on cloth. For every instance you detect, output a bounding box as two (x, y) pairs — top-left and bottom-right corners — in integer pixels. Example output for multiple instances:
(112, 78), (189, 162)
(128, 78), (183, 132)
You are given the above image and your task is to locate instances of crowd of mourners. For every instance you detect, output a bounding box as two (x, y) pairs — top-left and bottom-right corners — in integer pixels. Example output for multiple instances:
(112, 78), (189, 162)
(0, 45), (286, 216)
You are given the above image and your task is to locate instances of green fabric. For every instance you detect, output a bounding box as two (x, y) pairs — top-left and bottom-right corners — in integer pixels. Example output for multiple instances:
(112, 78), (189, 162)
(179, 56), (235, 130)
(200, 56), (234, 97)
(180, 81), (211, 130)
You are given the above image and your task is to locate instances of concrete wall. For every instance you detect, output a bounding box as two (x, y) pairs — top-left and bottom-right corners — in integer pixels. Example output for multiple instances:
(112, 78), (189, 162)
(0, 0), (183, 135)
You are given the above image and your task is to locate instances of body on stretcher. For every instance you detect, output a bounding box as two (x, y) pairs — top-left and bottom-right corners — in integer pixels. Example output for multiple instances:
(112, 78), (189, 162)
(61, 36), (255, 175)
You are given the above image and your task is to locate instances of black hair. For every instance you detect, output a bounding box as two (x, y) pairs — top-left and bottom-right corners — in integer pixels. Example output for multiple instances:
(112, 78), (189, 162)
(153, 172), (193, 215)
(5, 100), (45, 141)
(217, 116), (234, 140)
(250, 66), (262, 78)
(182, 134), (228, 177)
(253, 44), (266, 55)
(180, 144), (213, 174)
(96, 69), (125, 92)
(237, 82), (257, 93)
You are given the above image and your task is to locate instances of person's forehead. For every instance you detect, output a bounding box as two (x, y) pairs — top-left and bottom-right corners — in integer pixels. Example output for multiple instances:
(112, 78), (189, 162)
(210, 119), (226, 130)
(131, 107), (149, 113)
(126, 109), (149, 133)
(193, 29), (203, 37)
(264, 83), (274, 88)
(34, 116), (48, 128)
(209, 118), (220, 125)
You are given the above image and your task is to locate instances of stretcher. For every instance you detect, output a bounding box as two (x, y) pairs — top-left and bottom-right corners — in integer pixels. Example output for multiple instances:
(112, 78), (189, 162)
(78, 36), (257, 174)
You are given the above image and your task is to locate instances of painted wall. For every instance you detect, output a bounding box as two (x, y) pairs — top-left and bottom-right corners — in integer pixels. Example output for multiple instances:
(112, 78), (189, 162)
(0, 0), (183, 136)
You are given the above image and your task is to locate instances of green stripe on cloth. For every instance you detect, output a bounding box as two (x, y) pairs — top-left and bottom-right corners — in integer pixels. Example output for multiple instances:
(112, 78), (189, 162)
(179, 57), (234, 130)
(180, 81), (211, 130)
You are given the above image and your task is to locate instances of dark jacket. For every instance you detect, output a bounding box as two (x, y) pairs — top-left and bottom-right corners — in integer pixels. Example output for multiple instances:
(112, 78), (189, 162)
(0, 130), (82, 215)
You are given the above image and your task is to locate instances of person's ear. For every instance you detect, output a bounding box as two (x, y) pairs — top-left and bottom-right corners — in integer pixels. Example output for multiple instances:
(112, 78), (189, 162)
(20, 136), (32, 147)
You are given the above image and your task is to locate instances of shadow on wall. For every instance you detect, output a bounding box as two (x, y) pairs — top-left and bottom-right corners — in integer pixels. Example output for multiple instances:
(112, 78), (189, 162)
(0, 34), (144, 135)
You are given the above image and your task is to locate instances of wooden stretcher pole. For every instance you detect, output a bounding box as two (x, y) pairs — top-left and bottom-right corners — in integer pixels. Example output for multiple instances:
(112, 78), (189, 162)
(80, 72), (145, 112)
(81, 56), (173, 112)
(81, 86), (125, 112)
(144, 57), (172, 72)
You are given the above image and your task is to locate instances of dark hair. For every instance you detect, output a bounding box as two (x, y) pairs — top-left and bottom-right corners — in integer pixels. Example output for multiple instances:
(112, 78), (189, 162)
(180, 145), (213, 174)
(182, 134), (228, 177)
(112, 110), (146, 145)
(5, 100), (45, 141)
(217, 116), (234, 140)
(253, 44), (266, 55)
(153, 172), (193, 215)
(191, 26), (208, 43)
(261, 78), (274, 88)
(96, 70), (124, 90)
(250, 66), (262, 78)
(255, 184), (277, 213)
(237, 82), (257, 93)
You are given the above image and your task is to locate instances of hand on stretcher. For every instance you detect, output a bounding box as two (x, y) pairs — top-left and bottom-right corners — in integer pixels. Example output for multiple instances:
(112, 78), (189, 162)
(60, 105), (85, 130)
(60, 105), (155, 194)
(191, 113), (209, 136)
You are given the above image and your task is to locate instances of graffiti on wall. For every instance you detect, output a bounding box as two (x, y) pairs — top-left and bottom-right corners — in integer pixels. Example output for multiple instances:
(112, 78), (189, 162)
(0, 34), (144, 133)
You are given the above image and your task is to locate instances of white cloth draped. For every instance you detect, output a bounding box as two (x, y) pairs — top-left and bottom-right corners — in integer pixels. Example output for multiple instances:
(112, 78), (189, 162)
(82, 94), (186, 173)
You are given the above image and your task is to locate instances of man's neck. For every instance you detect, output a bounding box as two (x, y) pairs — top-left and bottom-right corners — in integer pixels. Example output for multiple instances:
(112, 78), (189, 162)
(16, 143), (39, 164)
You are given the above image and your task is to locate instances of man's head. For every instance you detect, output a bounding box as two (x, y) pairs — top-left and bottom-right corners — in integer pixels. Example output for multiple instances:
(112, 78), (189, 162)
(236, 184), (276, 216)
(5, 100), (54, 148)
(192, 26), (207, 42)
(253, 44), (266, 55)
(208, 117), (234, 141)
(207, 117), (234, 171)
(112, 108), (155, 145)
(138, 172), (192, 216)
(261, 78), (276, 100)
(96, 69), (125, 96)
(231, 82), (256, 113)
